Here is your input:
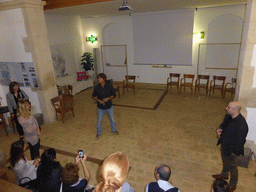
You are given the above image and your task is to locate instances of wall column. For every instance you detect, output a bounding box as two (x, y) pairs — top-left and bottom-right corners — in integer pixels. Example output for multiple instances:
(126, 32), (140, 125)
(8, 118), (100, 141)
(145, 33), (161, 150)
(0, 0), (58, 123)
(237, 0), (256, 153)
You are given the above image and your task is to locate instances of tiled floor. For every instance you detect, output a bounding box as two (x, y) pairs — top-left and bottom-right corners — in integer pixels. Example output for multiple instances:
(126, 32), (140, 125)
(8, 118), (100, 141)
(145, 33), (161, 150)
(0, 84), (255, 191)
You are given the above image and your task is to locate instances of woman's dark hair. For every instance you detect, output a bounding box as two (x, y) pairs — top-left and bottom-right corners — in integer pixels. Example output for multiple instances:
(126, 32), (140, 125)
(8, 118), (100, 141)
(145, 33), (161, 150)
(97, 73), (107, 81)
(38, 148), (57, 181)
(212, 179), (230, 192)
(10, 139), (25, 167)
(9, 81), (20, 94)
(40, 148), (56, 166)
(61, 163), (79, 185)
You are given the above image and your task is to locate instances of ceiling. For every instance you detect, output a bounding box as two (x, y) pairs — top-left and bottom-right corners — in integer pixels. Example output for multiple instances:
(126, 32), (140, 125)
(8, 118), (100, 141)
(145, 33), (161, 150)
(44, 0), (247, 18)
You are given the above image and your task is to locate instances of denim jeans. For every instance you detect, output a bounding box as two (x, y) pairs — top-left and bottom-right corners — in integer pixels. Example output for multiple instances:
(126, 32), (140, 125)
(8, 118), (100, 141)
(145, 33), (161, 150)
(97, 106), (117, 135)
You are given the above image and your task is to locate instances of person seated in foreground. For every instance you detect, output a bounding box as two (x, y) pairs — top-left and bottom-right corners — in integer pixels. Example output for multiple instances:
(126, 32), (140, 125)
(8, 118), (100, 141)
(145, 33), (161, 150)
(212, 179), (230, 192)
(61, 154), (91, 192)
(145, 164), (179, 192)
(94, 151), (135, 192)
(10, 139), (39, 185)
(37, 148), (63, 192)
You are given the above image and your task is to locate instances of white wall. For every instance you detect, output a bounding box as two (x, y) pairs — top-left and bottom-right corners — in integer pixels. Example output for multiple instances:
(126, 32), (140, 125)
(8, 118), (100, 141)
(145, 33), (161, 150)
(44, 14), (84, 73)
(79, 4), (246, 84)
(0, 8), (41, 114)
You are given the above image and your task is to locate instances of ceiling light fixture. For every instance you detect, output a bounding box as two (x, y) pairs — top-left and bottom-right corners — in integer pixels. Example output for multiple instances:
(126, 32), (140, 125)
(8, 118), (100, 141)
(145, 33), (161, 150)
(118, 0), (132, 11)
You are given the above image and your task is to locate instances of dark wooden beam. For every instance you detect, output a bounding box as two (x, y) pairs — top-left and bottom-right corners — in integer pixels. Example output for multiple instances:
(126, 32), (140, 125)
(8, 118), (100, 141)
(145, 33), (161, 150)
(43, 0), (114, 10)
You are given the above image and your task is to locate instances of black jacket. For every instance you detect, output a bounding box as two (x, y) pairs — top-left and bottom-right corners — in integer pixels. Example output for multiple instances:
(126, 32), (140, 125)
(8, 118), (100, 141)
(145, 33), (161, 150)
(217, 114), (248, 156)
(92, 81), (116, 109)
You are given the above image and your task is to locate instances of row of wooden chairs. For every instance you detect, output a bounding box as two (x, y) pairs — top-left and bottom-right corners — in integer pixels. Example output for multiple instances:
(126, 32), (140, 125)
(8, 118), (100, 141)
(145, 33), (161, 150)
(167, 73), (236, 98)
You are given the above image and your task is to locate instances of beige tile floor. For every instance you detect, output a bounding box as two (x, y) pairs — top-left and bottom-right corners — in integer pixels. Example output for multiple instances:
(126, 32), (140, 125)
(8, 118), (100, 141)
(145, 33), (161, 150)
(0, 83), (256, 191)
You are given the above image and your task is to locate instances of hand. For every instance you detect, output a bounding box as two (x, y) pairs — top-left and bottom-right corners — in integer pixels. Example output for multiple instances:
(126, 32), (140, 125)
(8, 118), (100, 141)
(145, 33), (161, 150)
(33, 158), (40, 166)
(98, 100), (105, 104)
(103, 97), (109, 102)
(37, 130), (41, 136)
(75, 155), (80, 165)
(216, 128), (223, 136)
(81, 154), (87, 163)
(11, 114), (15, 117)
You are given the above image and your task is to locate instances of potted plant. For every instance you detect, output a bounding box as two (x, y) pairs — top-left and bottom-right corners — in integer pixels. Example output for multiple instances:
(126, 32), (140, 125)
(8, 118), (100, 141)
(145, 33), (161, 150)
(81, 52), (94, 71)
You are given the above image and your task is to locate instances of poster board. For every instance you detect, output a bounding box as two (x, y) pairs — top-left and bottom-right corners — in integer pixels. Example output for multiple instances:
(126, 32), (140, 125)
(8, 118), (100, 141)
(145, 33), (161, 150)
(0, 62), (38, 88)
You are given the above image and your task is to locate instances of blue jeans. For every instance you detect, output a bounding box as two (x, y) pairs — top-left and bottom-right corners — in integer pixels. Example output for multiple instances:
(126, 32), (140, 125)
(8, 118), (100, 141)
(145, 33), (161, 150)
(97, 106), (117, 135)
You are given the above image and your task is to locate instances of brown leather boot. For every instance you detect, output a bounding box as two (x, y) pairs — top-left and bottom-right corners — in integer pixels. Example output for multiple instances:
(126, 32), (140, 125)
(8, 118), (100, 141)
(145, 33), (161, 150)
(212, 174), (228, 180)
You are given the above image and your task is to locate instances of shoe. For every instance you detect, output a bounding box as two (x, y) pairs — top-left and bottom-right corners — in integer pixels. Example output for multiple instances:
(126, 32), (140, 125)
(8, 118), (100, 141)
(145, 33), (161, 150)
(114, 131), (119, 135)
(212, 174), (228, 180)
(96, 134), (100, 139)
(230, 187), (236, 192)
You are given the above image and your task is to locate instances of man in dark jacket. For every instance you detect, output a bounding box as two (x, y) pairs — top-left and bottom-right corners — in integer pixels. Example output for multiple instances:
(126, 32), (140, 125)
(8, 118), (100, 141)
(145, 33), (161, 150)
(145, 164), (179, 192)
(212, 101), (248, 192)
(92, 73), (119, 138)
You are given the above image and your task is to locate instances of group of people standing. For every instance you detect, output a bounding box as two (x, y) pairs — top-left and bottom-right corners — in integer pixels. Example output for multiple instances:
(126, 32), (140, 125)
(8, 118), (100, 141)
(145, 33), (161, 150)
(5, 75), (249, 192)
(6, 81), (41, 160)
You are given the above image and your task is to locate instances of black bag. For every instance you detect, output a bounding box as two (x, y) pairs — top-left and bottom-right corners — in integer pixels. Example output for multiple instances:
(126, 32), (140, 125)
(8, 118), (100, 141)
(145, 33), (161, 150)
(19, 177), (38, 192)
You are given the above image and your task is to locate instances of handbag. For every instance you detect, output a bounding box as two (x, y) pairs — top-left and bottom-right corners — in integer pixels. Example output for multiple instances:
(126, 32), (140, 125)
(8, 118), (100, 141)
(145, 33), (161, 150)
(19, 177), (38, 192)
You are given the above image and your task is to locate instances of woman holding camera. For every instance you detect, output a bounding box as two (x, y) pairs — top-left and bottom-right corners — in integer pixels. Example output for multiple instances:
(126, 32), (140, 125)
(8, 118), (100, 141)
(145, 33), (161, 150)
(61, 153), (90, 192)
(6, 81), (29, 138)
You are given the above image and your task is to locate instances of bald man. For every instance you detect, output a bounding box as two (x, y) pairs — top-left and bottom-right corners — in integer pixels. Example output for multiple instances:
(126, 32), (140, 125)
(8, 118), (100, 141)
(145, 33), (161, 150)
(145, 164), (180, 192)
(212, 102), (248, 192)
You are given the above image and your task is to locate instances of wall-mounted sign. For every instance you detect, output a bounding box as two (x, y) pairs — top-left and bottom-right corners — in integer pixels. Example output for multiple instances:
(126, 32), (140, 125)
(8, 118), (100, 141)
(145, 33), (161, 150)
(0, 62), (38, 88)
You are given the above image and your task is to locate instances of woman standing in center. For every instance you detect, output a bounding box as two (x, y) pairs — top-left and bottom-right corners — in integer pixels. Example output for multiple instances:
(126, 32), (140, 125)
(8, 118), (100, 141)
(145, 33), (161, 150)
(17, 100), (41, 160)
(94, 152), (135, 192)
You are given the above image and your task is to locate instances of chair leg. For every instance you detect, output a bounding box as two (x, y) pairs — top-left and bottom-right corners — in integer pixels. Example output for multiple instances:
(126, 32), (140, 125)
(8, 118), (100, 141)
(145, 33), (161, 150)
(123, 87), (125, 94)
(72, 109), (75, 117)
(61, 113), (64, 123)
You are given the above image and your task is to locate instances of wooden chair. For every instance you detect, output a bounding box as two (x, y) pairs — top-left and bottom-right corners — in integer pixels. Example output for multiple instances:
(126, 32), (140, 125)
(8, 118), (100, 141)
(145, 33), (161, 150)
(0, 114), (8, 136)
(123, 75), (136, 95)
(51, 95), (74, 123)
(195, 75), (210, 95)
(223, 78), (236, 98)
(167, 73), (180, 93)
(209, 75), (226, 97)
(108, 79), (120, 98)
(180, 74), (195, 93)
(61, 85), (74, 105)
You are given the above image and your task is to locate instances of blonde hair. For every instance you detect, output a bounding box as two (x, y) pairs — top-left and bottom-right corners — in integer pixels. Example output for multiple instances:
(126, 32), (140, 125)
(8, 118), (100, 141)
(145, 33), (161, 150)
(17, 100), (31, 119)
(95, 152), (129, 192)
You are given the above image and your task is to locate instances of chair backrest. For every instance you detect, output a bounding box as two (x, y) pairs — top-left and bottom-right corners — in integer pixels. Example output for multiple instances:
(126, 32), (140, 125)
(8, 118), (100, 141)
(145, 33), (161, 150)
(231, 78), (236, 83)
(184, 74), (195, 79)
(213, 75), (226, 81)
(170, 73), (180, 78)
(213, 75), (226, 86)
(197, 75), (210, 80)
(67, 85), (73, 95)
(125, 75), (136, 80)
(51, 96), (62, 105)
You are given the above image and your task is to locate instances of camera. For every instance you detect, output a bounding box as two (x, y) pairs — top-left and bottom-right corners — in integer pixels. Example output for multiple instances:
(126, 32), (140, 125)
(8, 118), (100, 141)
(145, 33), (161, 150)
(78, 150), (84, 158)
